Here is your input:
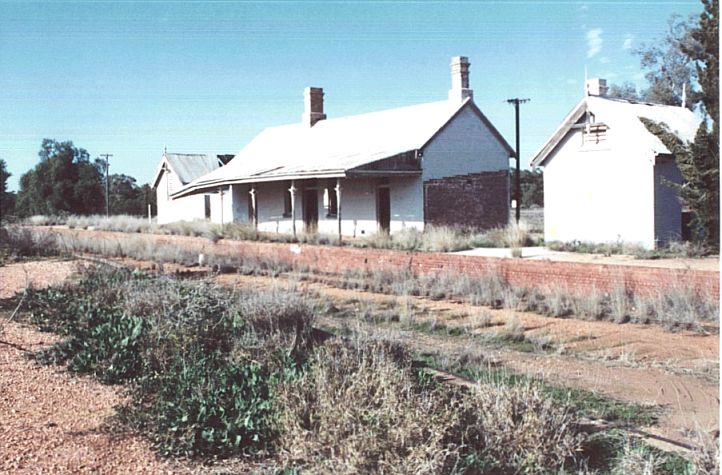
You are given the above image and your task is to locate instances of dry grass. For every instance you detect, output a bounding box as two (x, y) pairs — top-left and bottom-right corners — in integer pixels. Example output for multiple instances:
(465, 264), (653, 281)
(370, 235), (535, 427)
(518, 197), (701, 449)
(548, 238), (713, 259)
(27, 214), (547, 252)
(687, 428), (721, 475)
(275, 338), (583, 474)
(356, 225), (482, 252)
(16, 226), (720, 333)
(483, 221), (532, 249)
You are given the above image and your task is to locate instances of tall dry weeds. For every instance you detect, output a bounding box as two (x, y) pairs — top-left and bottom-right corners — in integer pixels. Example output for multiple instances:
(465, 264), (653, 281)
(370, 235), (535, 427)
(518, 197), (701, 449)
(275, 338), (583, 474)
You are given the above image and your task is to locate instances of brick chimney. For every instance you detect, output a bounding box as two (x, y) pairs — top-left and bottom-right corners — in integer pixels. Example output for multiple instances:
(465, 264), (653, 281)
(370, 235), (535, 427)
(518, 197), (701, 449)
(586, 78), (608, 97)
(448, 56), (473, 103)
(302, 87), (326, 127)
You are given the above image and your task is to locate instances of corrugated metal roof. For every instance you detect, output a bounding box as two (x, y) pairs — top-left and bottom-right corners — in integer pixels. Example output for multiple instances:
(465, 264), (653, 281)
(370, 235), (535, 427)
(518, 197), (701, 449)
(165, 153), (221, 185)
(174, 98), (511, 197)
(531, 96), (701, 167)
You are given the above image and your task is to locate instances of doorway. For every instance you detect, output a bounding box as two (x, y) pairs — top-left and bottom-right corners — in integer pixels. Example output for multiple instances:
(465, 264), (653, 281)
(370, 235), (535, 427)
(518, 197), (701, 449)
(303, 188), (318, 232)
(377, 186), (390, 233)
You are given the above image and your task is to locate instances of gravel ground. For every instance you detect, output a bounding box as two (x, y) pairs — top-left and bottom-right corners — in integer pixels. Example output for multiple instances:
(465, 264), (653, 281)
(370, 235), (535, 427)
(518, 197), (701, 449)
(0, 259), (190, 474)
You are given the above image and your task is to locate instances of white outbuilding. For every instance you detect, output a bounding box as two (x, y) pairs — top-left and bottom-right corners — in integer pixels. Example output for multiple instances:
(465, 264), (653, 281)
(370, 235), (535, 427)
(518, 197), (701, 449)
(530, 79), (700, 250)
(152, 152), (233, 224)
(174, 57), (514, 237)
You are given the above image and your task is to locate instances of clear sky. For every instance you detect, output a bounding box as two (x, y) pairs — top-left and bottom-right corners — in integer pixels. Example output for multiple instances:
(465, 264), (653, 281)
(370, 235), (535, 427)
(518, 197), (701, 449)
(0, 0), (703, 191)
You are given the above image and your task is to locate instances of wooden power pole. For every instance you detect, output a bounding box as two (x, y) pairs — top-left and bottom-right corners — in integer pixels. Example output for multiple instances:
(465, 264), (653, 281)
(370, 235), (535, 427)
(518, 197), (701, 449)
(506, 98), (529, 224)
(99, 153), (113, 217)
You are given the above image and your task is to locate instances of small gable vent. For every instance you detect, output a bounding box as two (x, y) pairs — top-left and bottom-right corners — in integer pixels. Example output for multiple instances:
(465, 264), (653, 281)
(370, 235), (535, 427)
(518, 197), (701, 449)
(583, 123), (608, 145)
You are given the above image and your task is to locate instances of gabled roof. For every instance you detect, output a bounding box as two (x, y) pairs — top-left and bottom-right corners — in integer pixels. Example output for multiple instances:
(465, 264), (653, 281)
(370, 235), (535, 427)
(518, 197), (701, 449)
(530, 96), (701, 168)
(173, 98), (513, 198)
(151, 153), (222, 188)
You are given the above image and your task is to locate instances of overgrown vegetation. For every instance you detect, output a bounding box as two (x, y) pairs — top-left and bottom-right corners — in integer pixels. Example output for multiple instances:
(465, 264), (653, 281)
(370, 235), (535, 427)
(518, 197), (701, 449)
(8, 265), (588, 472)
(547, 239), (713, 258)
(0, 225), (59, 263)
(19, 265), (318, 457)
(4, 241), (717, 472)
(420, 351), (658, 427)
(7, 226), (717, 332)
(25, 213), (542, 252)
(276, 339), (586, 474)
(334, 266), (717, 332)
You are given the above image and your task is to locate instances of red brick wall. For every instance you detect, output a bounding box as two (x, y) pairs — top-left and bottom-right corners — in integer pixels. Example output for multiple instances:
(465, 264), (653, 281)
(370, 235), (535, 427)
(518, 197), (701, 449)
(56, 228), (720, 299)
(423, 171), (509, 230)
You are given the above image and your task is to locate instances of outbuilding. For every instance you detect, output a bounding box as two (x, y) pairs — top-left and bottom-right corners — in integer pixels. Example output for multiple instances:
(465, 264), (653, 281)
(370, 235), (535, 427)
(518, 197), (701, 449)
(530, 79), (700, 249)
(152, 152), (233, 224)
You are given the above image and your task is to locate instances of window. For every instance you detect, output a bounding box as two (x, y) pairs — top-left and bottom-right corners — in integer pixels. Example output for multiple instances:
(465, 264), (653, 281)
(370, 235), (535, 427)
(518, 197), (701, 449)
(283, 183), (292, 217)
(204, 195), (211, 220)
(325, 183), (338, 218)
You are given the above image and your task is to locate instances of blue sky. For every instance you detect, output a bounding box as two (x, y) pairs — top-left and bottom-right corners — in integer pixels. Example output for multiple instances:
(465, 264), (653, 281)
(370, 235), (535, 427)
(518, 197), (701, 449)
(0, 0), (703, 191)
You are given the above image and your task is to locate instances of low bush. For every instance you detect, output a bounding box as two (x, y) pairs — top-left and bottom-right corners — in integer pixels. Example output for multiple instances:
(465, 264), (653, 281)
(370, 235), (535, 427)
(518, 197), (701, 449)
(0, 225), (59, 261)
(21, 265), (318, 457)
(482, 221), (533, 248)
(275, 339), (583, 474)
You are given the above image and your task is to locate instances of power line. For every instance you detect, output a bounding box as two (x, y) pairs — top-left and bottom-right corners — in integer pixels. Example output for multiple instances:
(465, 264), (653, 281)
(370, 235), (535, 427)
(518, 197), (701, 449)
(506, 98), (530, 225)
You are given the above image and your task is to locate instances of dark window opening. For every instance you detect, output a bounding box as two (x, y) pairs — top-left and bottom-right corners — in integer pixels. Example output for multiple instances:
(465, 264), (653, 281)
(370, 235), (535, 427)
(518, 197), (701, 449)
(326, 184), (338, 218)
(283, 184), (292, 218)
(377, 187), (390, 233)
(204, 195), (211, 220)
(303, 188), (319, 232)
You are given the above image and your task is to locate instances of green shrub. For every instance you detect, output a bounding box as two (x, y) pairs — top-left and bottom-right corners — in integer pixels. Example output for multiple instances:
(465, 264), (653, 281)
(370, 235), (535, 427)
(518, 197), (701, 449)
(20, 265), (317, 458)
(131, 349), (277, 457)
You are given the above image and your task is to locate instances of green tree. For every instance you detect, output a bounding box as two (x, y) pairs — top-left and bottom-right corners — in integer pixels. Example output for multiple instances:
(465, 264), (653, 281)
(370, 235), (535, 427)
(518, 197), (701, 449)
(639, 0), (719, 250)
(682, 0), (718, 126)
(108, 174), (154, 215)
(0, 159), (16, 222)
(16, 139), (104, 217)
(510, 168), (544, 208)
(607, 82), (641, 101)
(635, 14), (699, 107)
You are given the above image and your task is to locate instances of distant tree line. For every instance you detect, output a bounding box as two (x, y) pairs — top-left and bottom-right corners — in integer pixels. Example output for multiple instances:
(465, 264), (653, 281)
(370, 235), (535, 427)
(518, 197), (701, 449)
(0, 159), (15, 224)
(510, 168), (543, 208)
(2, 139), (156, 221)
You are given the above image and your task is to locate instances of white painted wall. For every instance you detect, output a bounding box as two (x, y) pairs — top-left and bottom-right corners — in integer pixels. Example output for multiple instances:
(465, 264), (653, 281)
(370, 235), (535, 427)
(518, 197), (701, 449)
(209, 186), (234, 225)
(230, 176), (423, 236)
(422, 104), (509, 182)
(542, 128), (658, 249)
(389, 176), (424, 233)
(156, 171), (209, 224)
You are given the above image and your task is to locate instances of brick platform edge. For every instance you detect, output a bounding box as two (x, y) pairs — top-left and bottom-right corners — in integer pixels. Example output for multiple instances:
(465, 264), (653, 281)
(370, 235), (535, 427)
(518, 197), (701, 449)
(57, 228), (719, 300)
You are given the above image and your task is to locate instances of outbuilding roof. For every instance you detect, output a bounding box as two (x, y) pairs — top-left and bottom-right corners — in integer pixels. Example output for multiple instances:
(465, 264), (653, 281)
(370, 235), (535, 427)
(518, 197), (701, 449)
(151, 153), (223, 188)
(530, 96), (701, 167)
(173, 98), (513, 198)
